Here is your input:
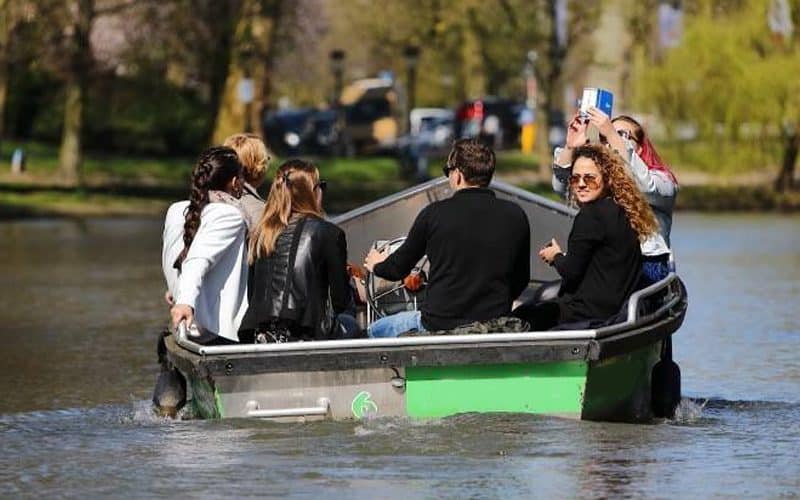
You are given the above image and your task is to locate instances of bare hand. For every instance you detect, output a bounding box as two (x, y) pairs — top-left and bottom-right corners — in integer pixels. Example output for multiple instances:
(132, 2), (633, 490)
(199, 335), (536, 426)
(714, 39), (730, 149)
(364, 247), (389, 273)
(586, 107), (616, 139)
(170, 304), (194, 330)
(565, 113), (589, 148)
(164, 290), (175, 306)
(538, 238), (563, 264)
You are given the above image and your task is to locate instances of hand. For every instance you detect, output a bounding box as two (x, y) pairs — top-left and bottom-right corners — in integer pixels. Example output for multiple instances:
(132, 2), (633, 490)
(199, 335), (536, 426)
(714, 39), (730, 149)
(586, 106), (616, 139)
(565, 113), (589, 148)
(364, 246), (389, 273)
(164, 290), (175, 306)
(170, 304), (194, 330)
(538, 238), (563, 265)
(346, 262), (366, 280)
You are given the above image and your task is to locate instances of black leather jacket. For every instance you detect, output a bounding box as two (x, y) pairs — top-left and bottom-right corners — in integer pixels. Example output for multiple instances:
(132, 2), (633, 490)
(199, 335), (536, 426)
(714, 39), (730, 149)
(241, 215), (353, 340)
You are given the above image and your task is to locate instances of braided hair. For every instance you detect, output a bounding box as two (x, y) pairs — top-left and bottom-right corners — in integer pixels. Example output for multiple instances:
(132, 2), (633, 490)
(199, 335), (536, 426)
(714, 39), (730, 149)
(173, 146), (243, 271)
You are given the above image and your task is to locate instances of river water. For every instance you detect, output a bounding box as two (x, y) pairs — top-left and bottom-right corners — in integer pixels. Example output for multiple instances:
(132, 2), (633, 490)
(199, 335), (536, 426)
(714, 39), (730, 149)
(0, 213), (798, 498)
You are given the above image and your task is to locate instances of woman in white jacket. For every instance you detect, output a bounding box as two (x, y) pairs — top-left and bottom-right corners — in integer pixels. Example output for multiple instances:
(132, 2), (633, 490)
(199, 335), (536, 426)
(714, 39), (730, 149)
(162, 146), (249, 344)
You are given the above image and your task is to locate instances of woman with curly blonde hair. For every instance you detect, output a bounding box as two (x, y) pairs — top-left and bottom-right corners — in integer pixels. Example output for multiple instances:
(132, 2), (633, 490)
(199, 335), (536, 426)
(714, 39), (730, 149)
(515, 144), (657, 330)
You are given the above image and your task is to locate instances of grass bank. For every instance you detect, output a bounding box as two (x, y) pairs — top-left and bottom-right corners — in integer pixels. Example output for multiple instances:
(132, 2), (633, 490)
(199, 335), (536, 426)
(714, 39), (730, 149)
(1, 139), (798, 218)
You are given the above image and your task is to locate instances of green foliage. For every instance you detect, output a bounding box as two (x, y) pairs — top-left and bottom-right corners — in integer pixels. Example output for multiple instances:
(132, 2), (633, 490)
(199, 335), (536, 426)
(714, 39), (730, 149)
(634, 0), (800, 172)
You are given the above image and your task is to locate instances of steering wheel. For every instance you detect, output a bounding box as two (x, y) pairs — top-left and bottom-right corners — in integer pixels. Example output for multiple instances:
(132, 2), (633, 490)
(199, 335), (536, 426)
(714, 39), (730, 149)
(365, 237), (428, 324)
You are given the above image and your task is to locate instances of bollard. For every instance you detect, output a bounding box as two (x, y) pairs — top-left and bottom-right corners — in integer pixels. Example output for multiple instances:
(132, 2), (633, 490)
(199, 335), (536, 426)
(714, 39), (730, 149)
(11, 148), (26, 174)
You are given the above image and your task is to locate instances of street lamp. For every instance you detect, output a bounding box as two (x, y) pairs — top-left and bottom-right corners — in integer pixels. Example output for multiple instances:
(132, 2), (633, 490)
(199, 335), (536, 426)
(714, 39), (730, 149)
(403, 45), (420, 133)
(329, 49), (346, 105)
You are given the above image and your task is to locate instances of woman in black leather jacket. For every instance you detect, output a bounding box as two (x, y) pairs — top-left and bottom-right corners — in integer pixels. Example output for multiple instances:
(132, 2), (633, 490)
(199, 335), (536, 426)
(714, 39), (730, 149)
(240, 159), (358, 342)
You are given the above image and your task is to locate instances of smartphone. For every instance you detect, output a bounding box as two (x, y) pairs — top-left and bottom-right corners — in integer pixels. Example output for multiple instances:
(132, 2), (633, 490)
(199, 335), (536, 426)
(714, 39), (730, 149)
(579, 87), (614, 119)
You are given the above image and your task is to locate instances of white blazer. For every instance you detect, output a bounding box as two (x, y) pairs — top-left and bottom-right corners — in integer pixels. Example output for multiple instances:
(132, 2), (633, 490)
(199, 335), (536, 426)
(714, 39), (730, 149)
(162, 201), (249, 342)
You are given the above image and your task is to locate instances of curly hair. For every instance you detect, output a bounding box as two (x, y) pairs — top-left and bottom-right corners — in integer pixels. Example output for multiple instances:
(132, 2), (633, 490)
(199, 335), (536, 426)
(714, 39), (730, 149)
(569, 144), (658, 241)
(173, 146), (243, 271)
(249, 159), (323, 261)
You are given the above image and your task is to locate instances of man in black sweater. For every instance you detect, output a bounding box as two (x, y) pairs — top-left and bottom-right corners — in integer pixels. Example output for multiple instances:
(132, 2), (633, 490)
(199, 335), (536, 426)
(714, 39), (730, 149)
(364, 139), (530, 337)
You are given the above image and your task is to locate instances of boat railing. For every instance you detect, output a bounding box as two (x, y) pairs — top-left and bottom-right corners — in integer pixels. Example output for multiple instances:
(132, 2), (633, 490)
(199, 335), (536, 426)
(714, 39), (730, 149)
(174, 274), (683, 356)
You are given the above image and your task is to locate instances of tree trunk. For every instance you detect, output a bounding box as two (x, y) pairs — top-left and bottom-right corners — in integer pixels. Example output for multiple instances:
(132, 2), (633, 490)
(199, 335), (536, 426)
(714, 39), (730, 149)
(258, 0), (285, 119)
(57, 0), (94, 186)
(774, 129), (799, 193)
(0, 0), (9, 149)
(58, 79), (83, 185)
(205, 1), (244, 144)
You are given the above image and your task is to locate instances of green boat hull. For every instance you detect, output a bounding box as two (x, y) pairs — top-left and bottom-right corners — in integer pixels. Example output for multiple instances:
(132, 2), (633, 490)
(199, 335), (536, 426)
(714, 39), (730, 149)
(174, 336), (666, 423)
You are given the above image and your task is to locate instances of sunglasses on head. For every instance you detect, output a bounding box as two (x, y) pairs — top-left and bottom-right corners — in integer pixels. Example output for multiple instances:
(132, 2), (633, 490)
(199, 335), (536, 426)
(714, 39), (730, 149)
(568, 173), (601, 189)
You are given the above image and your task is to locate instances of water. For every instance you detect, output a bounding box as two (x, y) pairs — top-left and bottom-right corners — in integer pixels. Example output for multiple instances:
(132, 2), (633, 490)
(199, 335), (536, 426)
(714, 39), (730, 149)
(1, 214), (798, 498)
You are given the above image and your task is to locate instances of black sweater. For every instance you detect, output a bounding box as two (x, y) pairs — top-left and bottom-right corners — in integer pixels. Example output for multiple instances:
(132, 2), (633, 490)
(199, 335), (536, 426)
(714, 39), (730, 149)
(374, 187), (530, 330)
(552, 196), (642, 323)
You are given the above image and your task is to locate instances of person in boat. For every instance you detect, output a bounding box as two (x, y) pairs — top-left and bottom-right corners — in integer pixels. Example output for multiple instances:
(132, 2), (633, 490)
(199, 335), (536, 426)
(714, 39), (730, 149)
(364, 138), (530, 337)
(163, 146), (250, 345)
(552, 110), (678, 282)
(516, 144), (658, 330)
(223, 133), (271, 224)
(239, 159), (359, 342)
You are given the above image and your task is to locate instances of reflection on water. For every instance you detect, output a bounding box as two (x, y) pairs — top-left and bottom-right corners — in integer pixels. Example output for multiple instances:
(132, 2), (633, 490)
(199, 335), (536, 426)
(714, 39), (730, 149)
(0, 213), (799, 497)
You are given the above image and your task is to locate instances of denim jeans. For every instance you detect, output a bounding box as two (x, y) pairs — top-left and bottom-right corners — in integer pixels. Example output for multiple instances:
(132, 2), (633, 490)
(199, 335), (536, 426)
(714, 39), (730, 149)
(368, 310), (425, 338)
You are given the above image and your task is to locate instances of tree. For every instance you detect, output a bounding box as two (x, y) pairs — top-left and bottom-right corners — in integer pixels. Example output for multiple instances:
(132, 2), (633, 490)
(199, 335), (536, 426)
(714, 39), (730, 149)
(634, 0), (800, 191)
(56, 0), (94, 185)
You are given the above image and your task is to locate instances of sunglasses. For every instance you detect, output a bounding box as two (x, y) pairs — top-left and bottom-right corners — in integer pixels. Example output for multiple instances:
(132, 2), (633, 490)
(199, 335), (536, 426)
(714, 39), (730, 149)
(442, 164), (456, 178)
(600, 129), (636, 144)
(568, 173), (601, 189)
(315, 180), (328, 192)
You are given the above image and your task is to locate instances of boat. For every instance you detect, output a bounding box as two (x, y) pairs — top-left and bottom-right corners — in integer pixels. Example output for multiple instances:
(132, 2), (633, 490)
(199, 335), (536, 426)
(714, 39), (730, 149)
(162, 178), (687, 422)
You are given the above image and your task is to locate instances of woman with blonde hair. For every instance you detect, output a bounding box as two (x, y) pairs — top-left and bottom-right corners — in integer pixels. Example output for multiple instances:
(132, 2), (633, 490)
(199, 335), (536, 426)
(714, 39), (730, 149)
(240, 159), (358, 342)
(223, 133), (271, 225)
(516, 144), (658, 330)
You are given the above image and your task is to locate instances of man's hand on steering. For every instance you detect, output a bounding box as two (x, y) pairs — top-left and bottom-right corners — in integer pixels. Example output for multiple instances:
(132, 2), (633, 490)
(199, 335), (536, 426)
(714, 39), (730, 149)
(364, 247), (389, 273)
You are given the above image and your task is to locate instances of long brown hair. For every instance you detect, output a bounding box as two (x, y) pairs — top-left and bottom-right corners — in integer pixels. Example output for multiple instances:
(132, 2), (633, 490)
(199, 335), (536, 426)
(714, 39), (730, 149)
(570, 144), (658, 241)
(174, 146), (243, 270)
(249, 159), (323, 262)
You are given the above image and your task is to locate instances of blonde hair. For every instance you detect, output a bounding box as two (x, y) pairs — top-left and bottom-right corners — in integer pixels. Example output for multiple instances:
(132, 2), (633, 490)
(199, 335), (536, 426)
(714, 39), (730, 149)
(249, 159), (323, 262)
(569, 144), (659, 241)
(223, 133), (271, 187)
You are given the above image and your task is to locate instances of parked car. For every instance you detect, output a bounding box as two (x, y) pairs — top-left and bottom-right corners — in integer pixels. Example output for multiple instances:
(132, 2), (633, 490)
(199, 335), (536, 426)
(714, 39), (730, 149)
(396, 108), (455, 181)
(261, 108), (315, 157)
(338, 78), (401, 155)
(454, 97), (525, 150)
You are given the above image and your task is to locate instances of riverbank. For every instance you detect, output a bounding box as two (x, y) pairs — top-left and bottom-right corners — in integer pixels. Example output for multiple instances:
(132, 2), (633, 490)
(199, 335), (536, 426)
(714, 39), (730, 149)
(1, 140), (798, 218)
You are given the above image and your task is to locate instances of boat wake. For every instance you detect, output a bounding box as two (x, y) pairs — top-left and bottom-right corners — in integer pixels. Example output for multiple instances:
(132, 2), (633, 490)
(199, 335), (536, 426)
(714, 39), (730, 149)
(128, 398), (197, 424)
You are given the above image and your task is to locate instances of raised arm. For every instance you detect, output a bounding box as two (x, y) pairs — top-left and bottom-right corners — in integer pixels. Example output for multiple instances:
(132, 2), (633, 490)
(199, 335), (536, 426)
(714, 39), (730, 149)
(551, 113), (589, 197)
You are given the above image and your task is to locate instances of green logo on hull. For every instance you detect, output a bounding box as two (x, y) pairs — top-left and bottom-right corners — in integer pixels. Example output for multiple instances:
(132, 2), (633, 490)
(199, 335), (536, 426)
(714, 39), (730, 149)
(351, 390), (379, 419)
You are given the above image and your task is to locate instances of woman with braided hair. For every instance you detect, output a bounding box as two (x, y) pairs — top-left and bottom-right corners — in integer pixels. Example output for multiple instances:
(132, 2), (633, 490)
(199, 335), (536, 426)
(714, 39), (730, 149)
(239, 159), (359, 343)
(161, 146), (249, 344)
(516, 144), (658, 330)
